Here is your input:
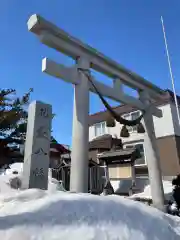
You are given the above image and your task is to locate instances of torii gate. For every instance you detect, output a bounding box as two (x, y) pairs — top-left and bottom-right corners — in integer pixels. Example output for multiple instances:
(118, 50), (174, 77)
(27, 14), (166, 211)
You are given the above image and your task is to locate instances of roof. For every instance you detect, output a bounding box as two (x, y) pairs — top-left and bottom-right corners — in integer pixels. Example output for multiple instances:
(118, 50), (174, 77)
(98, 148), (140, 164)
(89, 134), (122, 150)
(50, 143), (70, 154)
(6, 143), (70, 158)
(98, 148), (136, 158)
(89, 89), (180, 126)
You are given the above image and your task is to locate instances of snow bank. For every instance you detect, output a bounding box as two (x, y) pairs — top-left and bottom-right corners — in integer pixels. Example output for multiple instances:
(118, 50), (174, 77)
(0, 169), (61, 195)
(130, 181), (173, 201)
(5, 163), (23, 175)
(0, 174), (19, 194)
(111, 178), (149, 194)
(0, 164), (179, 239)
(0, 190), (180, 240)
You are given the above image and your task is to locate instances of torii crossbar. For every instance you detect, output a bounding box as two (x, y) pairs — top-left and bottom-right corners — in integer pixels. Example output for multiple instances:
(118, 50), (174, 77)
(27, 14), (166, 211)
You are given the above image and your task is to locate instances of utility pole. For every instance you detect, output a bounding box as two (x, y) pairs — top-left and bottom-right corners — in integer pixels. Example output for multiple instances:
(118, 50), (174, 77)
(161, 16), (180, 126)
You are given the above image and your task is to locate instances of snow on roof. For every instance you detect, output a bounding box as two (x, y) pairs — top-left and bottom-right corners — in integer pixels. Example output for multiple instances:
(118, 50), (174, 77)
(0, 189), (180, 239)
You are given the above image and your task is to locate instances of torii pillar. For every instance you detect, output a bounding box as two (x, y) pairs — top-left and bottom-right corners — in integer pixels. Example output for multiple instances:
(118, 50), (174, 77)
(70, 58), (90, 193)
(140, 91), (165, 211)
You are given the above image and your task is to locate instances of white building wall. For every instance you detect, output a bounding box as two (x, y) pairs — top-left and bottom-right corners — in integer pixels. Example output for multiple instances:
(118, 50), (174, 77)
(89, 103), (178, 188)
(89, 103), (175, 142)
(170, 103), (180, 136)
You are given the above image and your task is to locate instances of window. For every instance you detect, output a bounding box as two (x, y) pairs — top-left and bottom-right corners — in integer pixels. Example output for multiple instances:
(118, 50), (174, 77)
(123, 111), (141, 133)
(125, 143), (146, 166)
(94, 122), (106, 137)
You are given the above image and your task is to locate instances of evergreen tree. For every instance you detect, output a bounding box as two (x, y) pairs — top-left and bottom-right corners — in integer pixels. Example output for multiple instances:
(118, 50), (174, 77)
(0, 88), (58, 164)
(0, 88), (33, 156)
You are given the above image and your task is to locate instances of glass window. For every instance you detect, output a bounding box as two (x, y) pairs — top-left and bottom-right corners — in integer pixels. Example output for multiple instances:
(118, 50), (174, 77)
(123, 114), (133, 132)
(131, 111), (141, 132)
(131, 111), (140, 120)
(135, 143), (144, 153)
(94, 122), (106, 137)
(123, 111), (141, 133)
(101, 122), (106, 135)
(94, 123), (101, 137)
(125, 143), (146, 165)
(125, 145), (134, 149)
(123, 113), (130, 120)
(135, 143), (145, 165)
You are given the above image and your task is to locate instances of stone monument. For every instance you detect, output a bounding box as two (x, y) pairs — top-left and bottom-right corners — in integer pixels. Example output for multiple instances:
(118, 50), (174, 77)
(22, 101), (52, 190)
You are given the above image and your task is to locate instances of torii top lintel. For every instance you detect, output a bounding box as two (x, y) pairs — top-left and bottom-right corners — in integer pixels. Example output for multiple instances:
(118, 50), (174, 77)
(27, 14), (165, 100)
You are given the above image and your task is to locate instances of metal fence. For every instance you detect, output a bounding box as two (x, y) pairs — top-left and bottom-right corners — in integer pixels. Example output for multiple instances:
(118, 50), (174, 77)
(51, 165), (70, 190)
(89, 166), (105, 193)
(51, 165), (105, 193)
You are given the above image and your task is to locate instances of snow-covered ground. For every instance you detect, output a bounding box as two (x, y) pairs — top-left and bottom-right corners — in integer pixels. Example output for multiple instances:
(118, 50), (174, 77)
(0, 163), (23, 176)
(0, 188), (180, 240)
(0, 163), (65, 195)
(5, 163), (23, 175)
(130, 181), (173, 202)
(0, 163), (179, 240)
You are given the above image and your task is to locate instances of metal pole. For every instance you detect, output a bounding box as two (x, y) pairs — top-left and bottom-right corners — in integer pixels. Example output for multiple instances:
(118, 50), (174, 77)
(161, 16), (180, 126)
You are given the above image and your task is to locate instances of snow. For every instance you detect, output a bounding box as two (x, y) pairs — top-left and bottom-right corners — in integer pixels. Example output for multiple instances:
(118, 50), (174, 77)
(0, 163), (24, 176)
(0, 164), (179, 239)
(5, 163), (23, 175)
(130, 181), (173, 201)
(0, 173), (179, 240)
(111, 178), (149, 194)
(0, 189), (180, 240)
(0, 165), (61, 195)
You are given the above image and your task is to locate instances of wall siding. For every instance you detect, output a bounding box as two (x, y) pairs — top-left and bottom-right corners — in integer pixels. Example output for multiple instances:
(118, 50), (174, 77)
(89, 104), (175, 142)
(89, 103), (180, 177)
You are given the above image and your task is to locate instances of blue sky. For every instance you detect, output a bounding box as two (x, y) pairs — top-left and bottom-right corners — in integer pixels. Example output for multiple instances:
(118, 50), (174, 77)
(1, 0), (180, 145)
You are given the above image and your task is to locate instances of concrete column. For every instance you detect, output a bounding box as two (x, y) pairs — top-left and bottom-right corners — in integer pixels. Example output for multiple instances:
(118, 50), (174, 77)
(22, 101), (52, 190)
(139, 91), (165, 211)
(70, 58), (90, 193)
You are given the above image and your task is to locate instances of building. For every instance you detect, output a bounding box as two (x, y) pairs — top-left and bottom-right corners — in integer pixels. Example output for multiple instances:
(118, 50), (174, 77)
(0, 142), (70, 168)
(89, 89), (180, 178)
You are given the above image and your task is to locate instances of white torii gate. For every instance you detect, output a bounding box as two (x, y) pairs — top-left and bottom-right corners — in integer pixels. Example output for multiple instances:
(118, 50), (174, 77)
(27, 14), (166, 211)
